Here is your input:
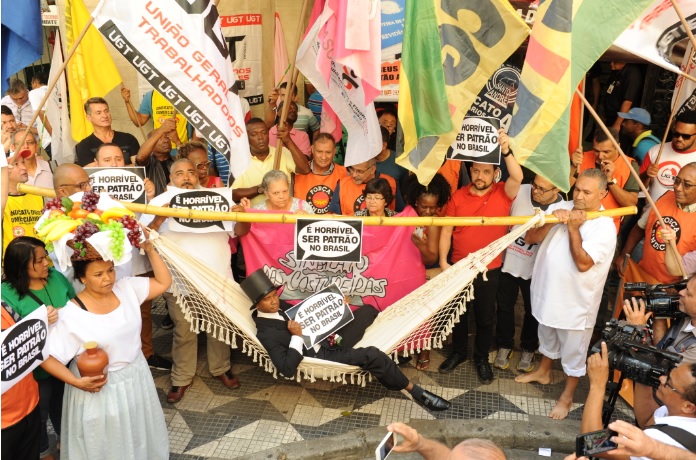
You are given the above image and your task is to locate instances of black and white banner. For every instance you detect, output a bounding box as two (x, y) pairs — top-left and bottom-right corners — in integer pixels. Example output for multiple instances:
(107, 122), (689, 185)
(167, 186), (235, 233)
(92, 0), (251, 178)
(1, 307), (49, 394)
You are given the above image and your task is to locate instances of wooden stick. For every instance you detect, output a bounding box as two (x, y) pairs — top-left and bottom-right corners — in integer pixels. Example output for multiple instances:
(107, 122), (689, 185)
(575, 89), (688, 279)
(9, 14), (97, 164)
(654, 72), (686, 166)
(17, 183), (634, 226)
(273, 0), (311, 170)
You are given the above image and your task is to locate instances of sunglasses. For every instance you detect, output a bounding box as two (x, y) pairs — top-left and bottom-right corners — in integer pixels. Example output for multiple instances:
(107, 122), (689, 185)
(672, 131), (696, 140)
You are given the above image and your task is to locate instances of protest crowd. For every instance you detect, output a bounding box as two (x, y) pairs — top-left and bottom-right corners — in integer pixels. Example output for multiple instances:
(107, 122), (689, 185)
(2, 1), (696, 460)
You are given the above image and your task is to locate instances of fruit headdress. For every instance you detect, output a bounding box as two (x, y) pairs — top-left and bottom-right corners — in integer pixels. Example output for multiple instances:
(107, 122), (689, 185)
(35, 191), (143, 270)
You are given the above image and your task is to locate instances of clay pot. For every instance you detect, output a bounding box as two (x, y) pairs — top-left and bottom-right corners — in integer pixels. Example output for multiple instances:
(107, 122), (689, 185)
(77, 341), (109, 382)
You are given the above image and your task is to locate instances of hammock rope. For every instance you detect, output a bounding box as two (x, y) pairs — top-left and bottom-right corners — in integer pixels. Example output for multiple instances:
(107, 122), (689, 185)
(150, 211), (545, 386)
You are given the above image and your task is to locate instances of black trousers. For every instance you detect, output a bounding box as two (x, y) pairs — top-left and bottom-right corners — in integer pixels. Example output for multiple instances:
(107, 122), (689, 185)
(2, 405), (40, 460)
(452, 268), (500, 362)
(313, 305), (409, 391)
(495, 271), (539, 352)
(38, 375), (64, 455)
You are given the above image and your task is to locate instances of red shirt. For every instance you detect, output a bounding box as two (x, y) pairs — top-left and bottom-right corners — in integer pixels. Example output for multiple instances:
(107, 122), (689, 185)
(444, 182), (514, 268)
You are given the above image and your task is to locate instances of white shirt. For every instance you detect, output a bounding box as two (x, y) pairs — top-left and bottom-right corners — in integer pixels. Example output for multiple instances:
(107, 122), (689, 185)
(632, 406), (695, 460)
(531, 201), (617, 330)
(645, 142), (696, 202)
(26, 157), (53, 190)
(28, 86), (52, 148)
(1, 94), (33, 124)
(46, 277), (150, 371)
(502, 184), (560, 280)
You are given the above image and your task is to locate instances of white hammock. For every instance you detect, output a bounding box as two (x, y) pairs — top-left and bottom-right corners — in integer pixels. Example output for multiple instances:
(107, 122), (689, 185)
(150, 211), (545, 386)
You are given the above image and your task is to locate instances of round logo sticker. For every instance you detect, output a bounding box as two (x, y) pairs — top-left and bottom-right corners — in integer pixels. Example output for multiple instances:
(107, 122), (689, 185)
(656, 161), (680, 188)
(12, 226), (25, 238)
(306, 185), (333, 214)
(650, 215), (680, 251)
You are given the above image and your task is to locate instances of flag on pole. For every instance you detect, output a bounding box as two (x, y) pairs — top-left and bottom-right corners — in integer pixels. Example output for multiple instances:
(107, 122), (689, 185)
(92, 0), (250, 179)
(274, 12), (289, 86)
(65, 0), (122, 142)
(673, 42), (696, 117)
(46, 32), (76, 164)
(613, 0), (696, 75)
(396, 0), (530, 186)
(1, 0), (42, 93)
(509, 0), (654, 192)
(296, 0), (382, 166)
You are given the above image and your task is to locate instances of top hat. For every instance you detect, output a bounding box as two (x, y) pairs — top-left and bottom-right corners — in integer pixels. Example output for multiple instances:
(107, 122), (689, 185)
(240, 269), (281, 309)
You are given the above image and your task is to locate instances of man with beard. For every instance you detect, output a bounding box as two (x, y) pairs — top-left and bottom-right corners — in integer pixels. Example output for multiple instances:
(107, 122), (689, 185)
(641, 111), (696, 202)
(437, 130), (523, 384)
(293, 133), (348, 214)
(146, 159), (244, 402)
(516, 169), (616, 420)
(268, 101), (311, 157)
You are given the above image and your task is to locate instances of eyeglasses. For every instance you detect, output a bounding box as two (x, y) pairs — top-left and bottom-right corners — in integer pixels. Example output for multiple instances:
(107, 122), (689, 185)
(531, 182), (555, 194)
(365, 195), (385, 202)
(348, 165), (373, 175)
(60, 180), (91, 190)
(672, 131), (696, 140)
(665, 371), (688, 399)
(673, 177), (695, 190)
(195, 161), (211, 170)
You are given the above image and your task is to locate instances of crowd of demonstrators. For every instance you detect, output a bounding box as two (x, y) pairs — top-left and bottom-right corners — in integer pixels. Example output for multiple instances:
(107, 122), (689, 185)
(265, 81), (321, 135)
(437, 129), (523, 385)
(177, 141), (223, 188)
(134, 116), (178, 196)
(494, 174), (562, 374)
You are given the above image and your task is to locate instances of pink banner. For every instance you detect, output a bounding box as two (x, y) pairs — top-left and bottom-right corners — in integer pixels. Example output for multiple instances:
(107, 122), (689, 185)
(240, 207), (425, 311)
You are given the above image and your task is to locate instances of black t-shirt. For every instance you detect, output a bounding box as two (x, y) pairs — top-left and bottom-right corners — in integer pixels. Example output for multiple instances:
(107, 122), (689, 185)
(75, 131), (140, 166)
(604, 64), (643, 125)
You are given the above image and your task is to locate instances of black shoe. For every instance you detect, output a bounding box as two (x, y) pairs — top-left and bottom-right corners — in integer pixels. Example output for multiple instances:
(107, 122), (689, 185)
(161, 314), (174, 330)
(412, 389), (451, 411)
(147, 354), (172, 370)
(397, 355), (412, 367)
(438, 352), (467, 374)
(475, 360), (494, 384)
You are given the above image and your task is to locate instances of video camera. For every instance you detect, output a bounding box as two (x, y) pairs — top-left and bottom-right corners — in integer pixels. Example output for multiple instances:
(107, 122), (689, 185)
(623, 280), (687, 319)
(592, 319), (682, 388)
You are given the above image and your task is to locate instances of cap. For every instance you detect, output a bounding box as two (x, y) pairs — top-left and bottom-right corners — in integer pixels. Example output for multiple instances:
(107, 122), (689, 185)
(240, 269), (282, 310)
(618, 107), (651, 126)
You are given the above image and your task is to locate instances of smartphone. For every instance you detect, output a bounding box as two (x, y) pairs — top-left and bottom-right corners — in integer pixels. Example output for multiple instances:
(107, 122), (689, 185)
(576, 428), (618, 457)
(375, 431), (397, 460)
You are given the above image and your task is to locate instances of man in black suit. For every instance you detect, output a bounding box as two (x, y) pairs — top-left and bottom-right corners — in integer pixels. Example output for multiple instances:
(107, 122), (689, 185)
(241, 269), (451, 411)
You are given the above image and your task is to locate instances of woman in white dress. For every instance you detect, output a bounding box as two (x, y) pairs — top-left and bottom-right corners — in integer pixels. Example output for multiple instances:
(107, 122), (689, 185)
(40, 233), (171, 460)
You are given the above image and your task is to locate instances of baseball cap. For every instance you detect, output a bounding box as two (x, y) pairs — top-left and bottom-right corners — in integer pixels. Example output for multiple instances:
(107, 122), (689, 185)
(618, 107), (651, 126)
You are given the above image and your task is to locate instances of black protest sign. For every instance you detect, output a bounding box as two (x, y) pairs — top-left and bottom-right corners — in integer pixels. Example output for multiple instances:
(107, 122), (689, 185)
(168, 187), (234, 233)
(1, 307), (49, 394)
(448, 117), (501, 164)
(85, 167), (147, 204)
(295, 218), (363, 263)
(284, 283), (354, 349)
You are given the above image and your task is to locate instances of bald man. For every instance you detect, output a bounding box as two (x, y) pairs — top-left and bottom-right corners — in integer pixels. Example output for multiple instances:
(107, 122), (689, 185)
(387, 422), (506, 460)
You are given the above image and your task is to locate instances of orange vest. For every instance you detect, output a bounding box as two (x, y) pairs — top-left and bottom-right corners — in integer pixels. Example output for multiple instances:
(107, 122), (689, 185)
(579, 151), (635, 232)
(639, 192), (696, 283)
(1, 307), (39, 429)
(338, 173), (397, 215)
(294, 164), (348, 214)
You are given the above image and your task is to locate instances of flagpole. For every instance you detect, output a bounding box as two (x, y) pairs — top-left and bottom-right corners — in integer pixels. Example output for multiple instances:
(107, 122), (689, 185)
(575, 89), (688, 279)
(121, 84), (147, 141)
(273, 0), (312, 170)
(9, 15), (97, 164)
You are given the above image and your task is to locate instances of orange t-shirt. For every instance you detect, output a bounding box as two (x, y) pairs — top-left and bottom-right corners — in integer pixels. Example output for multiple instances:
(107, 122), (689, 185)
(1, 307), (40, 429)
(437, 160), (461, 200)
(578, 151), (636, 232)
(639, 192), (696, 284)
(294, 164), (348, 214)
(337, 173), (397, 216)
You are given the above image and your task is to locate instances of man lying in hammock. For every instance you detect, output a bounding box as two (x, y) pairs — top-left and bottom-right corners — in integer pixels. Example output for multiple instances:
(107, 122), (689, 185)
(240, 269), (451, 412)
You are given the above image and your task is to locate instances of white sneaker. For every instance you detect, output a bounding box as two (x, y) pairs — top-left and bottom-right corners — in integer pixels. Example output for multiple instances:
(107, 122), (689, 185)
(494, 348), (512, 370)
(517, 350), (535, 373)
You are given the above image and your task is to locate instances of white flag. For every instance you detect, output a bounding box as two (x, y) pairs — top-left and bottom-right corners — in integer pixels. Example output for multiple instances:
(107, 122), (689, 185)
(46, 32), (75, 165)
(92, 0), (250, 178)
(613, 0), (696, 74)
(673, 42), (696, 116)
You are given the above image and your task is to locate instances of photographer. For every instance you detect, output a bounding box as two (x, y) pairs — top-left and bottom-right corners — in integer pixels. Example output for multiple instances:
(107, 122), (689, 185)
(580, 342), (696, 458)
(623, 275), (696, 364)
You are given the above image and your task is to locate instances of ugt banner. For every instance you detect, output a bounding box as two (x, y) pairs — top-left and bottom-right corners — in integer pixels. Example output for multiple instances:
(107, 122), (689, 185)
(241, 207), (425, 312)
(220, 14), (264, 106)
(92, 0), (251, 179)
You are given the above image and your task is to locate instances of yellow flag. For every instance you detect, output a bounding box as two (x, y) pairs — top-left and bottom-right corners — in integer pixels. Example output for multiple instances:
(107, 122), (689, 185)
(66, 0), (121, 141)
